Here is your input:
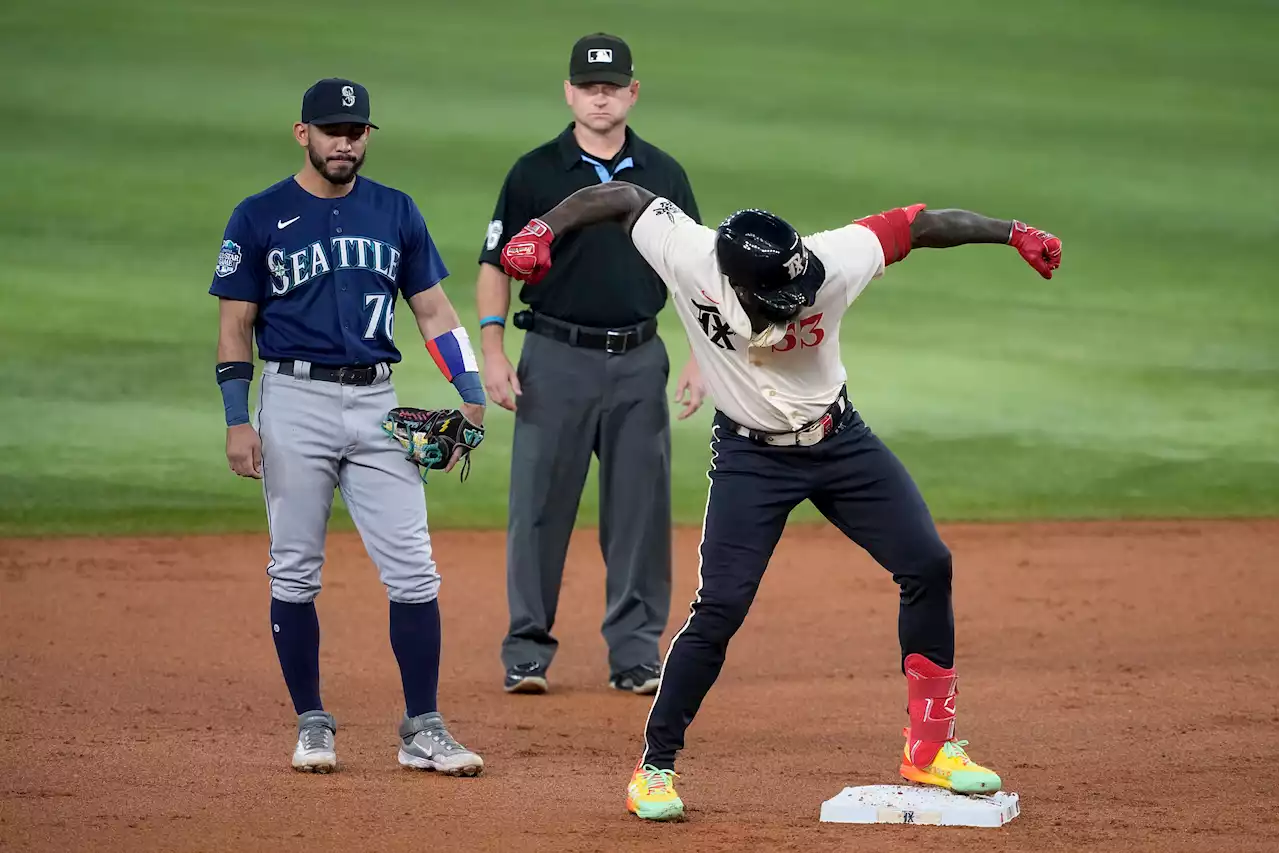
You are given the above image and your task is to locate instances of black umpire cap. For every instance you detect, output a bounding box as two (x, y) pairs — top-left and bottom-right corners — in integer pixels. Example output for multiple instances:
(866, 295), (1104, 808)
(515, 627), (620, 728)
(569, 33), (633, 86)
(301, 78), (379, 129)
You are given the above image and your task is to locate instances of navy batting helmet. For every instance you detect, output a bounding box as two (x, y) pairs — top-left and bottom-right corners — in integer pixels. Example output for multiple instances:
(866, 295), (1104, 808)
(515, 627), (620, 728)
(715, 209), (826, 323)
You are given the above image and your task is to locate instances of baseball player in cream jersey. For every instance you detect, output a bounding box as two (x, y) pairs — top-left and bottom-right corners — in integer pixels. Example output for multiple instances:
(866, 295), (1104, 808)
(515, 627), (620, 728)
(498, 181), (1062, 821)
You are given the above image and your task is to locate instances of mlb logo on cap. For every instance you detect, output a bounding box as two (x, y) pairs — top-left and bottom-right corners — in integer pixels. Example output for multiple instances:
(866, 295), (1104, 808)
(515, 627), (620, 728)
(569, 33), (633, 86)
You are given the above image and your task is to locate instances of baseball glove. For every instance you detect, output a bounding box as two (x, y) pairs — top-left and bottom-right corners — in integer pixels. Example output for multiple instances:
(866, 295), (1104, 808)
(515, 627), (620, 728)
(381, 407), (485, 483)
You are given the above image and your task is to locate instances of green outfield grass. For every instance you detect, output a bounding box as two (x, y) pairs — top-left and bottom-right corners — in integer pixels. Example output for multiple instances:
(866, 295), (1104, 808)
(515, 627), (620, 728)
(1, 0), (1275, 536)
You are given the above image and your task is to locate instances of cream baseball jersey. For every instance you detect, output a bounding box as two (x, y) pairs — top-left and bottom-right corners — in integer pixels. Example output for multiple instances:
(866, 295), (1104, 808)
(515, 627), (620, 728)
(630, 197), (886, 433)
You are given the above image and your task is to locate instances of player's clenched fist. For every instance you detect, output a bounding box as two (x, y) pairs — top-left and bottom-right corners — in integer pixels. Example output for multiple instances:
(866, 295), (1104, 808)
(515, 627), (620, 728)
(226, 423), (263, 479)
(500, 219), (555, 284)
(1008, 221), (1062, 280)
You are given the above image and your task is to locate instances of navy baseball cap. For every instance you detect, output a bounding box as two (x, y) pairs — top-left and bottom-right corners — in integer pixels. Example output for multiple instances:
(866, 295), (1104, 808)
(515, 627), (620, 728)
(301, 78), (379, 129)
(569, 33), (633, 86)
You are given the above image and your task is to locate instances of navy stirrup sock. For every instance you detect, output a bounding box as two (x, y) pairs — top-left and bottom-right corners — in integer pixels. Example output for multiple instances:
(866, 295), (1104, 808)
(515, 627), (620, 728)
(389, 599), (442, 718)
(270, 598), (322, 715)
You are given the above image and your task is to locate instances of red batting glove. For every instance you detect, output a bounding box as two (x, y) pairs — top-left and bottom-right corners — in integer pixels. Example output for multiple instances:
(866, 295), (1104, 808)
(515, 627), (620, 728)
(1008, 221), (1062, 280)
(500, 219), (555, 284)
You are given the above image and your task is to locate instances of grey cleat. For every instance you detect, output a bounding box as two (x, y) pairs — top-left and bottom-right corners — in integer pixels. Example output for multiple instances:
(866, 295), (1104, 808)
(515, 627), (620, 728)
(397, 711), (484, 777)
(292, 710), (338, 773)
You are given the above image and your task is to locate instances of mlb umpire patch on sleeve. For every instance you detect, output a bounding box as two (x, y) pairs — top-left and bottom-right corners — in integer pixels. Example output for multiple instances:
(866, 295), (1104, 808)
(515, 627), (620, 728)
(215, 240), (243, 277)
(485, 220), (503, 251)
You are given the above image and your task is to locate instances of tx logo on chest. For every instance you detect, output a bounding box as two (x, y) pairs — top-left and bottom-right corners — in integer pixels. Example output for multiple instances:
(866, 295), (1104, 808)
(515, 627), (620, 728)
(692, 299), (735, 350)
(267, 237), (400, 296)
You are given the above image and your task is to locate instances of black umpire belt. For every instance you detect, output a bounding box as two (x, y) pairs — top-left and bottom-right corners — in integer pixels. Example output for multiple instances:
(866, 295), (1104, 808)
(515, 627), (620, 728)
(273, 360), (386, 386)
(728, 386), (854, 447)
(519, 312), (657, 355)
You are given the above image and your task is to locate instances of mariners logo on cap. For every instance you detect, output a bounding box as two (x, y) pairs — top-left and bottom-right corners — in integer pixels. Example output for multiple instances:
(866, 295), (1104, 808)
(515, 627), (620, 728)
(215, 240), (242, 277)
(341, 85), (356, 107)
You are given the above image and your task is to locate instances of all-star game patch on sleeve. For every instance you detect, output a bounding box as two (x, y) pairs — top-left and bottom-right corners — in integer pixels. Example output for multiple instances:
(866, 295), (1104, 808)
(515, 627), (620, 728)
(397, 200), (449, 299)
(209, 204), (267, 302)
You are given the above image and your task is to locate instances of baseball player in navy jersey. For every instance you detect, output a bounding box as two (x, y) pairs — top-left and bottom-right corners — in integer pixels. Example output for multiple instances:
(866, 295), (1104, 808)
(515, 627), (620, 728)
(500, 182), (1062, 820)
(210, 78), (485, 775)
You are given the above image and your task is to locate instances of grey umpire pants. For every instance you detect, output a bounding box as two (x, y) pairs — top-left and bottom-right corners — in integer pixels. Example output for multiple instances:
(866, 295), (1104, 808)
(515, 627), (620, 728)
(502, 328), (672, 676)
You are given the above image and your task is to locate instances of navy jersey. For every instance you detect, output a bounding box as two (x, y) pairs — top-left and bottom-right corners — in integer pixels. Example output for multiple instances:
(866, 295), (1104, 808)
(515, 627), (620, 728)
(209, 176), (448, 365)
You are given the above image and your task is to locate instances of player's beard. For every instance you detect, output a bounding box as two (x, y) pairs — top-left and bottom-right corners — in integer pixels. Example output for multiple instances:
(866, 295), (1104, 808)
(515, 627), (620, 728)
(308, 144), (364, 185)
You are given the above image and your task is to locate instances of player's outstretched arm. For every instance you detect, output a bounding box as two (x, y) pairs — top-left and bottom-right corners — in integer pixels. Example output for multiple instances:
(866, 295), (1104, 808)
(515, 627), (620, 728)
(857, 205), (1062, 279)
(540, 181), (657, 235)
(498, 182), (656, 284)
(909, 209), (1013, 248)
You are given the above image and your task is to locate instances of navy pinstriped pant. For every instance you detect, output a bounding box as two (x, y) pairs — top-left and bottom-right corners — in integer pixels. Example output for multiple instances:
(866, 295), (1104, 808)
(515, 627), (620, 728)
(641, 400), (954, 770)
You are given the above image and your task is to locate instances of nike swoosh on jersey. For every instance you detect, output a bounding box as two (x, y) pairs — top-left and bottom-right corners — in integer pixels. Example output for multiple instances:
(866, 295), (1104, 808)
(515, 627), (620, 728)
(277, 216), (301, 229)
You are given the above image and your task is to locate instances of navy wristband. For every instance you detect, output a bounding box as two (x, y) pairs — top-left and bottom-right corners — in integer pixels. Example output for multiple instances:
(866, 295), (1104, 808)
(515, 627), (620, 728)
(220, 379), (251, 426)
(216, 361), (253, 383)
(216, 361), (253, 426)
(451, 371), (486, 405)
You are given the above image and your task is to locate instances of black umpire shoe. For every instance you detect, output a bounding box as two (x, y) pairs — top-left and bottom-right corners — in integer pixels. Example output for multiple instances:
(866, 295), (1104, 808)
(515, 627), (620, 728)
(504, 662), (549, 694)
(610, 662), (662, 695)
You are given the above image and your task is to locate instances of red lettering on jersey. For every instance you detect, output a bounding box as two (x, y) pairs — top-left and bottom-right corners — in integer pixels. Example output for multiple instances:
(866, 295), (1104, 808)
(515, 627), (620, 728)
(772, 312), (826, 352)
(798, 313), (824, 347)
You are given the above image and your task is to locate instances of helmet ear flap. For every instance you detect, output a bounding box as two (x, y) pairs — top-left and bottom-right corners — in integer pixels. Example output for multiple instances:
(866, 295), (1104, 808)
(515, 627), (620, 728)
(733, 281), (805, 324)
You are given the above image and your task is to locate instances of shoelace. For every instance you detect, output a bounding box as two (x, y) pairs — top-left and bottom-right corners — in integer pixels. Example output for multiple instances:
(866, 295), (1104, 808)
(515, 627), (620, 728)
(638, 765), (677, 794)
(419, 726), (465, 753)
(301, 726), (333, 751)
(940, 739), (972, 765)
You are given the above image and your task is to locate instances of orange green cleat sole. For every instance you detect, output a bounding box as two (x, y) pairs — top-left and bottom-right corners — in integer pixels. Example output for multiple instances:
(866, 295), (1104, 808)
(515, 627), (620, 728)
(900, 739), (1002, 795)
(626, 793), (685, 821)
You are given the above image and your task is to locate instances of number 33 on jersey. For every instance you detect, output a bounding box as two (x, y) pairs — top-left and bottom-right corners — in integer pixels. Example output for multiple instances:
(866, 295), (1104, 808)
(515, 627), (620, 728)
(630, 197), (884, 434)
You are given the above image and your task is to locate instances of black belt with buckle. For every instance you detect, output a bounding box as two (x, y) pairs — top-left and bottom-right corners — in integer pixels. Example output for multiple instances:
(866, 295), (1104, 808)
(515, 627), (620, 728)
(275, 360), (383, 386)
(728, 386), (855, 447)
(516, 311), (657, 355)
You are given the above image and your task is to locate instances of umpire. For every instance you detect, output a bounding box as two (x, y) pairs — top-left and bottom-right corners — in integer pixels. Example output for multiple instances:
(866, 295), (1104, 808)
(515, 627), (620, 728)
(475, 33), (704, 696)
